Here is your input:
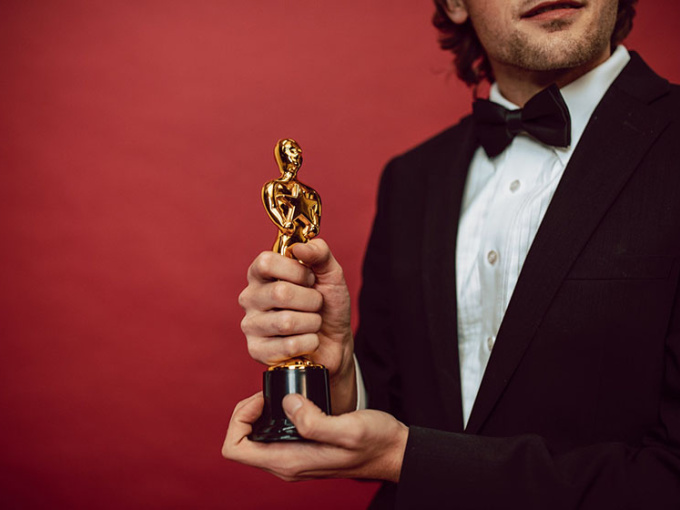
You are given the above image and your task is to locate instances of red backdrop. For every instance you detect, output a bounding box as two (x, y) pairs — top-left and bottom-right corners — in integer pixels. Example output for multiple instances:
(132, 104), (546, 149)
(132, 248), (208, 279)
(1, 1), (679, 508)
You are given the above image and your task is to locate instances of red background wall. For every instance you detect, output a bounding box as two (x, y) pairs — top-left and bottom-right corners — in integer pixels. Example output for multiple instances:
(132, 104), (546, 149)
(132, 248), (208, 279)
(1, 1), (678, 508)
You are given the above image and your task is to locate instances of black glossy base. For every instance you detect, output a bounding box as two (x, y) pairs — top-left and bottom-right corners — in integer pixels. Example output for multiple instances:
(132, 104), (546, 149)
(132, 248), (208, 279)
(249, 364), (331, 443)
(248, 417), (306, 442)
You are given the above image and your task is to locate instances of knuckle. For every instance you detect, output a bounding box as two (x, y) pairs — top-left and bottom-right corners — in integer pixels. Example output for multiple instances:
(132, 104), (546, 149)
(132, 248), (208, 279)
(221, 442), (233, 460)
(345, 428), (364, 449)
(281, 336), (299, 358)
(295, 413), (316, 438)
(271, 281), (292, 304)
(246, 340), (258, 359)
(314, 238), (328, 252)
(288, 463), (305, 480)
(240, 315), (251, 334)
(246, 339), (265, 362)
(275, 312), (295, 335)
(276, 470), (297, 482)
(253, 252), (274, 276)
(269, 458), (297, 480)
(349, 422), (371, 449)
(237, 288), (250, 308)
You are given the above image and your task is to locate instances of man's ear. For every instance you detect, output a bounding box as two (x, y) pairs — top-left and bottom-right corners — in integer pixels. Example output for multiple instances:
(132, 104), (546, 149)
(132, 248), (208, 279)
(444, 0), (469, 24)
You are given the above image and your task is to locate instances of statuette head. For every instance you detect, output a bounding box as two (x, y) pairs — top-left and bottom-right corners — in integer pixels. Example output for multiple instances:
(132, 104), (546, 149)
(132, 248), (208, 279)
(275, 138), (303, 176)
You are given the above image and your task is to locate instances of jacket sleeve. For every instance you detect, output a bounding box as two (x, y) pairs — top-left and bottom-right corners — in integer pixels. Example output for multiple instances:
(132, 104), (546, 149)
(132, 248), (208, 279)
(354, 158), (403, 418)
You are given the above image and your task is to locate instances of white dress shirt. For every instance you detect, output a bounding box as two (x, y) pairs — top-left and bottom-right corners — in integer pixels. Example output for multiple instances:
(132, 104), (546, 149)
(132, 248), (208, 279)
(456, 46), (630, 425)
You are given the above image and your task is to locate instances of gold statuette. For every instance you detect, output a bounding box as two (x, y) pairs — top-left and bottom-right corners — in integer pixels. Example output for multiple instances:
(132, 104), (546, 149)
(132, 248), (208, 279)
(262, 138), (321, 258)
(249, 139), (331, 443)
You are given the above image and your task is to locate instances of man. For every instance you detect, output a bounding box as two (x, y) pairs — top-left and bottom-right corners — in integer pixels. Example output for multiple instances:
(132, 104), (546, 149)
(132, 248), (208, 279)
(224, 0), (680, 507)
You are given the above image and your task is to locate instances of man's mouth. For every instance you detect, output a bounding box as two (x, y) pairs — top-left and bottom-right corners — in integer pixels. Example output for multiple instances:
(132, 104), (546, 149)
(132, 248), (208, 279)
(520, 1), (584, 19)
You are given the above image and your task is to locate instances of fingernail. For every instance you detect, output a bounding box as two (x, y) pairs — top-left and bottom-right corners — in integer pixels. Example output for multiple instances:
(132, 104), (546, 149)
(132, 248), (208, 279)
(283, 393), (304, 416)
(306, 272), (316, 287)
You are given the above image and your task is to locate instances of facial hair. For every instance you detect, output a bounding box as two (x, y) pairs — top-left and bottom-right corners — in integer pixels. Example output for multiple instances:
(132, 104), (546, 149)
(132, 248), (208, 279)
(491, 2), (618, 72)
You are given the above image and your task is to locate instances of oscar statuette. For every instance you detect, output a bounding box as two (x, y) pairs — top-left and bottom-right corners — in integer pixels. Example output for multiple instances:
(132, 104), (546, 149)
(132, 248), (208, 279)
(248, 138), (332, 442)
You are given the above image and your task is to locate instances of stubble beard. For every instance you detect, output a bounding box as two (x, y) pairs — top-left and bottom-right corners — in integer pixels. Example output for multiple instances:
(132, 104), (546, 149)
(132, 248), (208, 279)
(505, 27), (611, 72)
(494, 6), (618, 73)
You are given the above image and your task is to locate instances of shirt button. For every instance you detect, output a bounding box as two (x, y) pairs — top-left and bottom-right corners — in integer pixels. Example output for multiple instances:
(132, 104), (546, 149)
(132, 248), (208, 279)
(487, 250), (498, 265)
(487, 336), (495, 351)
(509, 180), (521, 192)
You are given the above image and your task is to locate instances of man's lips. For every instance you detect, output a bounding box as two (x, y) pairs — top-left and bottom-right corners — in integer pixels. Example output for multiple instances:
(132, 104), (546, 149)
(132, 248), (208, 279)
(520, 1), (584, 19)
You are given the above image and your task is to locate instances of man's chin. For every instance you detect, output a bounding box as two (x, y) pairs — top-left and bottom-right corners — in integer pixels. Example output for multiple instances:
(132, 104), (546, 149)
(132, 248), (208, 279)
(508, 32), (611, 73)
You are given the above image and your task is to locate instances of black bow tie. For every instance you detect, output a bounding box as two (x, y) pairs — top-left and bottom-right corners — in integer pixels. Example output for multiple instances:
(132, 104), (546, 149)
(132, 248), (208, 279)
(473, 84), (571, 158)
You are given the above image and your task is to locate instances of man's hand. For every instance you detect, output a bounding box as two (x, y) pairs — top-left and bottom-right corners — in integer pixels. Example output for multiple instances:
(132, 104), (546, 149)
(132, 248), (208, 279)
(222, 392), (408, 483)
(238, 239), (356, 414)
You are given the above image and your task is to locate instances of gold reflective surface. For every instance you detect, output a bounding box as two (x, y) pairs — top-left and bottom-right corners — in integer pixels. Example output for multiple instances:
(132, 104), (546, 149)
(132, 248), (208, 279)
(267, 357), (322, 371)
(263, 139), (325, 370)
(262, 138), (321, 259)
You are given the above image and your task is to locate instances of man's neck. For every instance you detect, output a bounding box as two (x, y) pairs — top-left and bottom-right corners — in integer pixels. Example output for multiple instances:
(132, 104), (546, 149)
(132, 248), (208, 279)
(492, 48), (612, 107)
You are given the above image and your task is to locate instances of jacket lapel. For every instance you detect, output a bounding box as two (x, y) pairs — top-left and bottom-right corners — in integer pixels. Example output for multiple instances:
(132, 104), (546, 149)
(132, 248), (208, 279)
(421, 118), (478, 432)
(465, 53), (672, 434)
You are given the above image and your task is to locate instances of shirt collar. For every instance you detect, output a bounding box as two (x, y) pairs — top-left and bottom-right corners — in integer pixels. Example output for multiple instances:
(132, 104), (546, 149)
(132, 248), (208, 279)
(488, 45), (631, 166)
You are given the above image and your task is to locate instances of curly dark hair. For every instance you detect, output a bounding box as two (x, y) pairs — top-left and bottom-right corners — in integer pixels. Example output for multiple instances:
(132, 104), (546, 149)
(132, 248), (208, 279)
(432, 0), (638, 86)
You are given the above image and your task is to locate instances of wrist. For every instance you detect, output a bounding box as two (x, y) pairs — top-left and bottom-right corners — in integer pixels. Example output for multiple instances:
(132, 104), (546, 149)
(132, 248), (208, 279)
(329, 338), (357, 414)
(385, 422), (409, 483)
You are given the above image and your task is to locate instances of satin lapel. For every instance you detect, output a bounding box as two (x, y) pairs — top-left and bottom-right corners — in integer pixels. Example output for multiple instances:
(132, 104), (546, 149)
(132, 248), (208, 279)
(421, 119), (477, 432)
(465, 54), (672, 434)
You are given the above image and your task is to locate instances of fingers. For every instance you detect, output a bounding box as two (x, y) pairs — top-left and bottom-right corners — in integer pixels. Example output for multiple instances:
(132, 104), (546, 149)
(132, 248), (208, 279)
(222, 392), (264, 459)
(291, 239), (346, 287)
(239, 249), (327, 366)
(231, 392), (264, 424)
(247, 251), (315, 287)
(247, 333), (320, 365)
(223, 393), (408, 483)
(239, 240), (352, 375)
(239, 280), (323, 313)
(282, 394), (360, 448)
(241, 306), (323, 364)
(281, 395), (409, 482)
(241, 310), (322, 341)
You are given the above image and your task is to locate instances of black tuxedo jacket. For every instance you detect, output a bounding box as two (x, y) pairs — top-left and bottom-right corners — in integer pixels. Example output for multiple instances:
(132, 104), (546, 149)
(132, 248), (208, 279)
(355, 52), (680, 509)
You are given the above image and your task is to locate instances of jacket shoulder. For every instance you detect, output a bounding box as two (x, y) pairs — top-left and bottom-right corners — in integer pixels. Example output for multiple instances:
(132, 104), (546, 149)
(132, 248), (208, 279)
(394, 115), (473, 163)
(381, 115), (475, 184)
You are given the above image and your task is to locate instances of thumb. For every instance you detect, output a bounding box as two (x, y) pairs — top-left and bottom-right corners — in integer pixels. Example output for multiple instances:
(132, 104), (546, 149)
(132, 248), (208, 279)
(283, 393), (345, 444)
(291, 239), (345, 287)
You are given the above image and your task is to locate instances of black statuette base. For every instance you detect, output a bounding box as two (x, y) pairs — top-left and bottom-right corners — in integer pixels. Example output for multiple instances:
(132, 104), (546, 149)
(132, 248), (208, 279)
(249, 364), (331, 442)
